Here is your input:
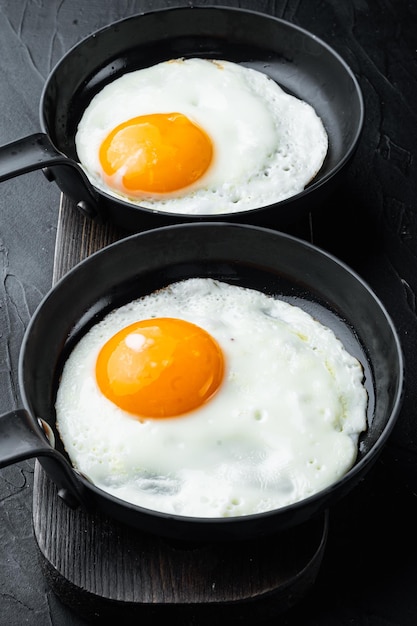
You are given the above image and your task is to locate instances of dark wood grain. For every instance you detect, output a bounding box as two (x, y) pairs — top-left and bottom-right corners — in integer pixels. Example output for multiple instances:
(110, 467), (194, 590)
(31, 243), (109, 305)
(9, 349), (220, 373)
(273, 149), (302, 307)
(32, 195), (328, 624)
(52, 195), (124, 282)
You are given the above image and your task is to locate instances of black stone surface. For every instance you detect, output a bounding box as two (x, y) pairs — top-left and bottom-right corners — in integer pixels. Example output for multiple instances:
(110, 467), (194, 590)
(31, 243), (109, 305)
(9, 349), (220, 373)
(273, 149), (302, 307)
(1, 1), (416, 624)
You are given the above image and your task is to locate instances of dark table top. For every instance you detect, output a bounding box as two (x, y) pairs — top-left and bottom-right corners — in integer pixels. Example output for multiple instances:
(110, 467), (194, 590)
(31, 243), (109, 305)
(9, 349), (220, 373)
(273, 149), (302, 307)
(1, 1), (417, 624)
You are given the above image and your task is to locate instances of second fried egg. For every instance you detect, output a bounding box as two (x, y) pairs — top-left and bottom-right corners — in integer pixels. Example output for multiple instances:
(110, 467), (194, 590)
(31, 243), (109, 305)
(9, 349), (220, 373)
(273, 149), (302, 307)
(55, 278), (367, 518)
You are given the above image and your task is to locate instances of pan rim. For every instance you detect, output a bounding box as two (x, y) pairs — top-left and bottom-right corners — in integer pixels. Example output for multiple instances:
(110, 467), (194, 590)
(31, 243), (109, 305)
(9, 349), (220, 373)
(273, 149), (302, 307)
(18, 222), (404, 534)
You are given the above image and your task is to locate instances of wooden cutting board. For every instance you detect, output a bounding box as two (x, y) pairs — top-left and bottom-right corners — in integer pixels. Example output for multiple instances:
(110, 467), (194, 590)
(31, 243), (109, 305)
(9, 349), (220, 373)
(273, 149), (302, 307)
(32, 195), (328, 624)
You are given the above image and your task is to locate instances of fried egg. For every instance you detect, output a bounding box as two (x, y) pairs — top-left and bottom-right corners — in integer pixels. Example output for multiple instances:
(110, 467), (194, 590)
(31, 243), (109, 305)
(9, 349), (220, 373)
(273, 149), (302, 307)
(55, 278), (368, 518)
(75, 58), (328, 215)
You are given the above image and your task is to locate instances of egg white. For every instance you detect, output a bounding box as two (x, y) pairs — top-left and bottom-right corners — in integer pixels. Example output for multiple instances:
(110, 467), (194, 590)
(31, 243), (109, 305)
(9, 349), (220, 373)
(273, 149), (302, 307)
(75, 58), (328, 215)
(55, 278), (367, 518)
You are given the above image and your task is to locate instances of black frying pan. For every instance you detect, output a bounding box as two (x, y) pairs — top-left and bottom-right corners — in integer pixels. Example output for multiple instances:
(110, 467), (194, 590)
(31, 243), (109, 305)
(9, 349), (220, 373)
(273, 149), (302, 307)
(0, 6), (364, 232)
(0, 223), (404, 542)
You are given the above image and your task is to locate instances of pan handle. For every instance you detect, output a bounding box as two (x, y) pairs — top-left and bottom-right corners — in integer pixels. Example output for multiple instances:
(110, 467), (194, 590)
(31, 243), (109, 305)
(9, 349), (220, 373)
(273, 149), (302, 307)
(0, 408), (88, 510)
(0, 132), (104, 222)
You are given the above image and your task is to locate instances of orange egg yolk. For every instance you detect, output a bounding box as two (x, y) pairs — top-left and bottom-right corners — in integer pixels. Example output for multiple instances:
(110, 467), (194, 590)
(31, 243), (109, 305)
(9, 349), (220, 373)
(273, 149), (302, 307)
(95, 317), (225, 418)
(98, 112), (213, 194)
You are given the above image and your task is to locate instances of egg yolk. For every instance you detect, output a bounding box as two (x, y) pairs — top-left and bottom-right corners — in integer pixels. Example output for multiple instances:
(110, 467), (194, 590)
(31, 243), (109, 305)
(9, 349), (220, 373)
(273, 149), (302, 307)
(98, 112), (213, 194)
(95, 317), (224, 418)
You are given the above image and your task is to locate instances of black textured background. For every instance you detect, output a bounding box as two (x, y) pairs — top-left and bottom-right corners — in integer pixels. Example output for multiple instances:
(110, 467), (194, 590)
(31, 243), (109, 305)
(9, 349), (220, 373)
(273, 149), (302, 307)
(1, 1), (416, 624)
